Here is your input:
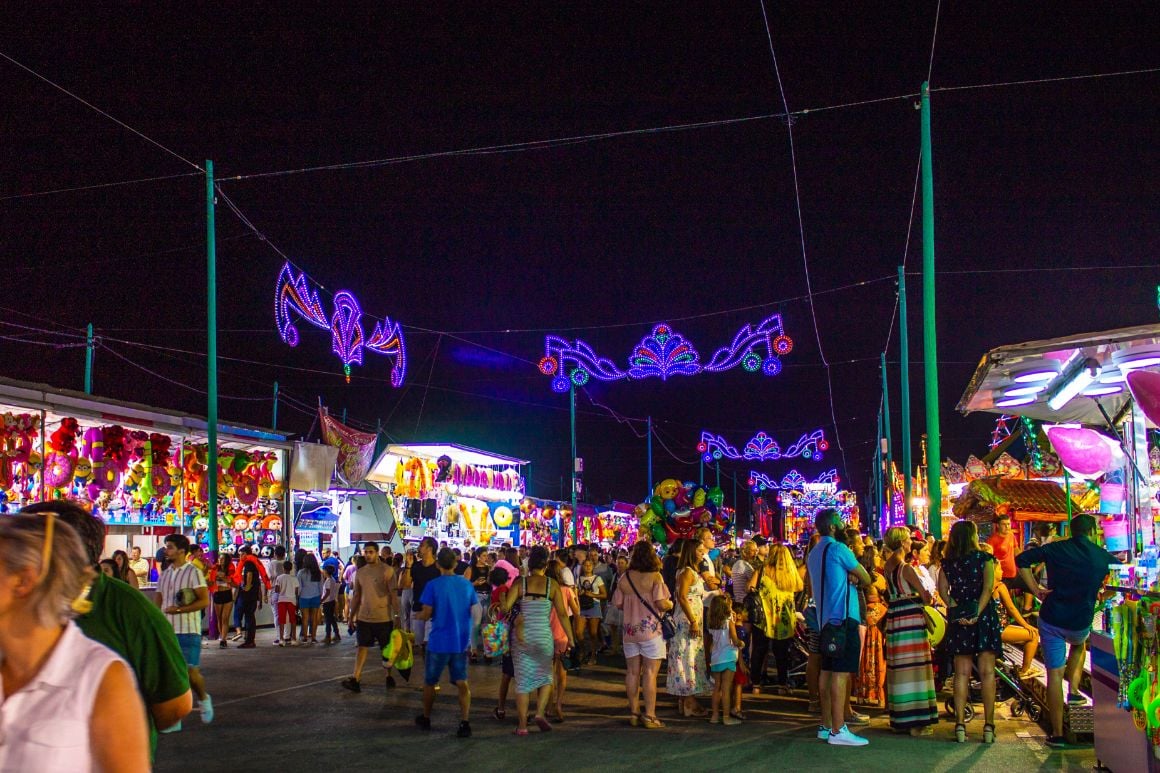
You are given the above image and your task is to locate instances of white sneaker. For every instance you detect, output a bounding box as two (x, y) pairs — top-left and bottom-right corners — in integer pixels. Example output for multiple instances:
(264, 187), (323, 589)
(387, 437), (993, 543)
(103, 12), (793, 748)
(827, 725), (869, 747)
(817, 725), (830, 740)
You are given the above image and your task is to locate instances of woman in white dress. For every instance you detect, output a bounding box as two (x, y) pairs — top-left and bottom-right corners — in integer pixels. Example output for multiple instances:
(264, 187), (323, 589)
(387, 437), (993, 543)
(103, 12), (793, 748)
(0, 513), (148, 772)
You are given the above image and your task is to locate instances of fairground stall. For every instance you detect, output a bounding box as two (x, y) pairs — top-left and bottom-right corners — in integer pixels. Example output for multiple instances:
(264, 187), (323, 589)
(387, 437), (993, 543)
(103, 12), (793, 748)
(365, 443), (527, 551)
(957, 323), (1160, 768)
(0, 376), (292, 567)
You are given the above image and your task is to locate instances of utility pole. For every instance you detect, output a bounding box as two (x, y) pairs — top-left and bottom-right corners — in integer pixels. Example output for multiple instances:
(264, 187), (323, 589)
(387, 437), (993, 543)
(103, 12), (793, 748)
(646, 415), (653, 498)
(271, 381), (279, 430)
(206, 160), (219, 553)
(84, 323), (94, 394)
(921, 82), (943, 539)
(570, 383), (578, 546)
(899, 266), (914, 526)
(880, 353), (894, 525)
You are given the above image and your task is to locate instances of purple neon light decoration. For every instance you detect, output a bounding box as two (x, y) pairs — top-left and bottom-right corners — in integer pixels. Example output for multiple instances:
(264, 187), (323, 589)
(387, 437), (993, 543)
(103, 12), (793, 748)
(274, 262), (407, 386)
(539, 313), (792, 390)
(697, 427), (827, 464)
(748, 468), (839, 494)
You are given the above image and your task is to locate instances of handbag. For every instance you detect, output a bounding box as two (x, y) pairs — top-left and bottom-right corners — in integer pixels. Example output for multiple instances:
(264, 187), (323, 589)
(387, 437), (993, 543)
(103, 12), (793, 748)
(743, 565), (766, 630)
(480, 603), (511, 658)
(625, 571), (676, 641)
(818, 543), (852, 657)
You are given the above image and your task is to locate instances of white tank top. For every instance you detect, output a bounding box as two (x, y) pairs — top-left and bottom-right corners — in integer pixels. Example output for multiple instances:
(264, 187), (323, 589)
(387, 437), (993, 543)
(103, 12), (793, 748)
(0, 622), (128, 772)
(710, 626), (739, 665)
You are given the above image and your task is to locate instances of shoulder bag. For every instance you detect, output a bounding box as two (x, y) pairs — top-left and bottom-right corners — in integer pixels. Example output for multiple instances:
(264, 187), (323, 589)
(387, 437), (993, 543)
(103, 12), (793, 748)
(818, 543), (852, 658)
(625, 571), (676, 640)
(742, 564), (766, 630)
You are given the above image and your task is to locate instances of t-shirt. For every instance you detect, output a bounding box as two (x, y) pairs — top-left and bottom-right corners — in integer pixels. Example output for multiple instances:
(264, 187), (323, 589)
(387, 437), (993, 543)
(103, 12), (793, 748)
(419, 574), (479, 654)
(321, 576), (338, 603)
(454, 561), (470, 576)
(409, 561), (440, 611)
(157, 562), (206, 635)
(987, 530), (1017, 579)
(1016, 537), (1120, 631)
(297, 569), (322, 599)
(577, 574), (605, 604)
(731, 559), (755, 603)
(274, 572), (300, 604)
(806, 537), (860, 625)
(239, 561), (261, 601)
(129, 557), (150, 584)
(78, 573), (190, 758)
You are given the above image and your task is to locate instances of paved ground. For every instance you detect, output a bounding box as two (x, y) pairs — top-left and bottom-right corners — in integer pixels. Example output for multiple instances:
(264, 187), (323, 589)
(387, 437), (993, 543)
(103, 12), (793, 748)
(156, 629), (1099, 772)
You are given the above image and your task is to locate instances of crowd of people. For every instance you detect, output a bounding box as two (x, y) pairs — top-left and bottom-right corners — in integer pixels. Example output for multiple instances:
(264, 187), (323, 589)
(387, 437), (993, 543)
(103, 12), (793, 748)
(0, 499), (1120, 766)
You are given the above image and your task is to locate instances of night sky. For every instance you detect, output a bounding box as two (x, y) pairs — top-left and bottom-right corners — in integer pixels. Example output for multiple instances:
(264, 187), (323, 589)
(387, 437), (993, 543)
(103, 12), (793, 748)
(2, 3), (1157, 519)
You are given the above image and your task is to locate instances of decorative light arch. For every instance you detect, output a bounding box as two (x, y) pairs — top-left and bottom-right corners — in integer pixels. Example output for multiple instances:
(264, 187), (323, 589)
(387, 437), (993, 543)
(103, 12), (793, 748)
(275, 262), (407, 385)
(538, 314), (793, 393)
(749, 468), (839, 494)
(698, 428), (827, 464)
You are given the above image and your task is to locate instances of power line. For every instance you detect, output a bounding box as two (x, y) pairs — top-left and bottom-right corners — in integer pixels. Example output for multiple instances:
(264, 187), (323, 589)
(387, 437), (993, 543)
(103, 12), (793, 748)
(0, 172), (201, 202)
(0, 50), (203, 173)
(933, 66), (1160, 94)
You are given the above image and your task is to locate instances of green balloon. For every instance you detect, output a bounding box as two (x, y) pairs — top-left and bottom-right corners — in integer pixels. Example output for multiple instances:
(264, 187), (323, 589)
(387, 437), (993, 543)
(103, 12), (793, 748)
(650, 495), (665, 517)
(650, 523), (667, 543)
(708, 486), (725, 507)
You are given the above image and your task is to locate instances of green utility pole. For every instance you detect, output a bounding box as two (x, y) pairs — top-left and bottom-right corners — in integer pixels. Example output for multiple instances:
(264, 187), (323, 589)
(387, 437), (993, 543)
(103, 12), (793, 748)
(873, 408), (883, 533)
(898, 266), (914, 526)
(920, 82), (943, 540)
(646, 415), (653, 498)
(206, 160), (219, 553)
(271, 381), (279, 430)
(880, 353), (894, 521)
(570, 383), (578, 546)
(84, 323), (94, 394)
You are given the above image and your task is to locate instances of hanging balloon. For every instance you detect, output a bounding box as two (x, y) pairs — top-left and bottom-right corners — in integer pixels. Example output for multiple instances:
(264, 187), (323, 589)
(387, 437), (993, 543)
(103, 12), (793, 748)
(493, 506), (514, 528)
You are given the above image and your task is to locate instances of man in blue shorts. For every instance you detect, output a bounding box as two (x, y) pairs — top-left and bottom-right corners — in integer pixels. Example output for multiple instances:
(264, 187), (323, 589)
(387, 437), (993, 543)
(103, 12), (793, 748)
(414, 547), (479, 737)
(155, 533), (213, 728)
(1017, 513), (1118, 749)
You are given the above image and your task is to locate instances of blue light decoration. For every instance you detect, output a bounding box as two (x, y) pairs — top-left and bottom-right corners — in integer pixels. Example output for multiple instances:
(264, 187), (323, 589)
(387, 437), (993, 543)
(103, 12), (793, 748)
(538, 314), (793, 393)
(698, 428), (828, 464)
(749, 468), (839, 494)
(275, 262), (407, 385)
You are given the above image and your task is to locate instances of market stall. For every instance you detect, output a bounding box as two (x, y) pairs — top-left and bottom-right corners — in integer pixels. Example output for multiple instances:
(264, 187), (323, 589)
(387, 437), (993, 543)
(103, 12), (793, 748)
(365, 442), (526, 550)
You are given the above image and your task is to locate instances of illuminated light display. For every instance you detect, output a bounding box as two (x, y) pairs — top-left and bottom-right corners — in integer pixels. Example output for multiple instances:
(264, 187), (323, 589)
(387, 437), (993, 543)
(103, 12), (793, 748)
(748, 468), (839, 494)
(698, 427), (827, 464)
(275, 262), (406, 386)
(539, 314), (792, 392)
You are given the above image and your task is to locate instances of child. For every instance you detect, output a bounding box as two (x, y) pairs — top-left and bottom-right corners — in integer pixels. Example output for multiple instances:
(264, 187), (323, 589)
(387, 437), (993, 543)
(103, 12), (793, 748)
(321, 564), (341, 644)
(707, 594), (743, 726)
(489, 566), (517, 721)
(731, 601), (751, 717)
(274, 560), (300, 646)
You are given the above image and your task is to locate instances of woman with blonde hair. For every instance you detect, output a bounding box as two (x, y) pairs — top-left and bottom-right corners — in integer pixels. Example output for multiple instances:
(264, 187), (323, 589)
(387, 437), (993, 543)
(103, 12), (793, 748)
(0, 513), (149, 770)
(748, 543), (803, 694)
(883, 525), (939, 736)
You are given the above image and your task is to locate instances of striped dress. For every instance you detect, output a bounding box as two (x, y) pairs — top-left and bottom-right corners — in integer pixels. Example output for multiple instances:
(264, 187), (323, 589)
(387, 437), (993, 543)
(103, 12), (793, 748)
(513, 576), (555, 694)
(884, 564), (938, 730)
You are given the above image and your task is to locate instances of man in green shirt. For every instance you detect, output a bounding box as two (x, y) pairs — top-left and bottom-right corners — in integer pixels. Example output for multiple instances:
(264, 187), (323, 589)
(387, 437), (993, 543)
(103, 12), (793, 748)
(22, 502), (193, 757)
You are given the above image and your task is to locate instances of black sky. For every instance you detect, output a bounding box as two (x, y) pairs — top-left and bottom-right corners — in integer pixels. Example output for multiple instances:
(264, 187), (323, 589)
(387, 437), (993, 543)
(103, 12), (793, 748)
(2, 3), (1157, 517)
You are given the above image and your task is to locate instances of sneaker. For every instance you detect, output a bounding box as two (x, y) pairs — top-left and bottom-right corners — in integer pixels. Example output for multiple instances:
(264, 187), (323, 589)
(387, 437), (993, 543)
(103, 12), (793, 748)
(817, 725), (830, 740)
(415, 714), (432, 731)
(1046, 736), (1068, 749)
(273, 638), (281, 646)
(200, 695), (214, 724)
(457, 720), (472, 738)
(827, 725), (869, 747)
(386, 676), (397, 689)
(238, 642), (256, 649)
(1067, 692), (1086, 705)
(341, 677), (361, 693)
(160, 721), (182, 734)
(847, 711), (871, 726)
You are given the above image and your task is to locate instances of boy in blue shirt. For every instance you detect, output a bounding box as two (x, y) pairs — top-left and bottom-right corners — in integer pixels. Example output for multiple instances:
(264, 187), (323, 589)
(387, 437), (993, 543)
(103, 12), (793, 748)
(415, 547), (479, 737)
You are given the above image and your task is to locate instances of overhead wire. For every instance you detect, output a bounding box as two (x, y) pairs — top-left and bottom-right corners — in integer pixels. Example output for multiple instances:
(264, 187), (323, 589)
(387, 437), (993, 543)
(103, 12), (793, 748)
(0, 172), (202, 202)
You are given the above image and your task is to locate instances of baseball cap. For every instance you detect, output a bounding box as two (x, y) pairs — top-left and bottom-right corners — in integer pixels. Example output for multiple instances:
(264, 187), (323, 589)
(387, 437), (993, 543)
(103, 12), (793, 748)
(752, 535), (769, 547)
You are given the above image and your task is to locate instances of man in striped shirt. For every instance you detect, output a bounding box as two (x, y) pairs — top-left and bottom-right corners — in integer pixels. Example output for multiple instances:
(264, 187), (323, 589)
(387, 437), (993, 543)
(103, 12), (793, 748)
(155, 534), (213, 728)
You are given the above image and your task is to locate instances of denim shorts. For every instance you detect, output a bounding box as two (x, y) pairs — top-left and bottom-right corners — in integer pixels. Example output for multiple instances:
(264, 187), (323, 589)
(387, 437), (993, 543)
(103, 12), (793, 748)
(176, 633), (201, 667)
(425, 650), (468, 686)
(1038, 618), (1090, 670)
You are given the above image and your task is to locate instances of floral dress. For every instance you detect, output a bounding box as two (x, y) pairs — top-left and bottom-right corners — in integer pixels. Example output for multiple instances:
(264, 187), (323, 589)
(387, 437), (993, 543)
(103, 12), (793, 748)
(667, 568), (709, 697)
(855, 571), (887, 705)
(941, 550), (1003, 657)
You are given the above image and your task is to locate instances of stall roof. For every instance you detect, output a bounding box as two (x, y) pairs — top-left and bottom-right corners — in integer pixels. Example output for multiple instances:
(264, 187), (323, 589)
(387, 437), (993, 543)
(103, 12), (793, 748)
(957, 323), (1160, 426)
(951, 477), (1079, 523)
(369, 443), (528, 480)
(0, 375), (293, 448)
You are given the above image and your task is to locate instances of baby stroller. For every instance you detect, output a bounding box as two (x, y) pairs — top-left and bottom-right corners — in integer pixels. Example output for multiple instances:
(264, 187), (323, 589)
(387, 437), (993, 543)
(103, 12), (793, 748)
(943, 655), (1041, 722)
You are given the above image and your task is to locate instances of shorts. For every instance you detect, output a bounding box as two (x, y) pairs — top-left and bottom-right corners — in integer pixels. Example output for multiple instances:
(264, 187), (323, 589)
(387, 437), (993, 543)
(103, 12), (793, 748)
(805, 627), (820, 655)
(176, 633), (201, 667)
(623, 637), (666, 661)
(1039, 618), (1091, 670)
(711, 659), (738, 673)
(277, 602), (297, 625)
(356, 620), (394, 649)
(819, 618), (861, 674)
(580, 604), (602, 619)
(213, 589), (233, 605)
(299, 595), (321, 610)
(501, 653), (515, 678)
(425, 650), (468, 686)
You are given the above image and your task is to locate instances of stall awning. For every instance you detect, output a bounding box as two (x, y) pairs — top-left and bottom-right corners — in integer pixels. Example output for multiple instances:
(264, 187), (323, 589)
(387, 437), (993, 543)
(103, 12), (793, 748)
(367, 442), (527, 483)
(957, 324), (1160, 426)
(951, 477), (1080, 523)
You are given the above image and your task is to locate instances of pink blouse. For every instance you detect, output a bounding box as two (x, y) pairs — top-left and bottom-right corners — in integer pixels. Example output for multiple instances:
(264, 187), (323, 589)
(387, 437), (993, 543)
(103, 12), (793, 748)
(613, 571), (671, 643)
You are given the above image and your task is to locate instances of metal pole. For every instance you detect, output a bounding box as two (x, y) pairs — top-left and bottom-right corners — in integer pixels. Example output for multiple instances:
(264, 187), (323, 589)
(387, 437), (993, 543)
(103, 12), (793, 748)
(881, 354), (895, 525)
(647, 416), (653, 498)
(716, 462), (720, 489)
(699, 458), (704, 486)
(84, 323), (94, 394)
(920, 82), (943, 540)
(206, 160), (219, 553)
(272, 381), (279, 430)
(570, 383), (578, 545)
(899, 266), (914, 526)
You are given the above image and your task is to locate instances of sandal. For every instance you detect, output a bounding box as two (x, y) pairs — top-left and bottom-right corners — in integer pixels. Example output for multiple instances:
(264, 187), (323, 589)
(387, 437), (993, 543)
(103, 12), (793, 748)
(534, 716), (552, 732)
(513, 728), (529, 736)
(492, 707), (506, 721)
(629, 713), (640, 727)
(955, 723), (966, 743)
(640, 715), (665, 729)
(731, 710), (747, 720)
(983, 723), (995, 744)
